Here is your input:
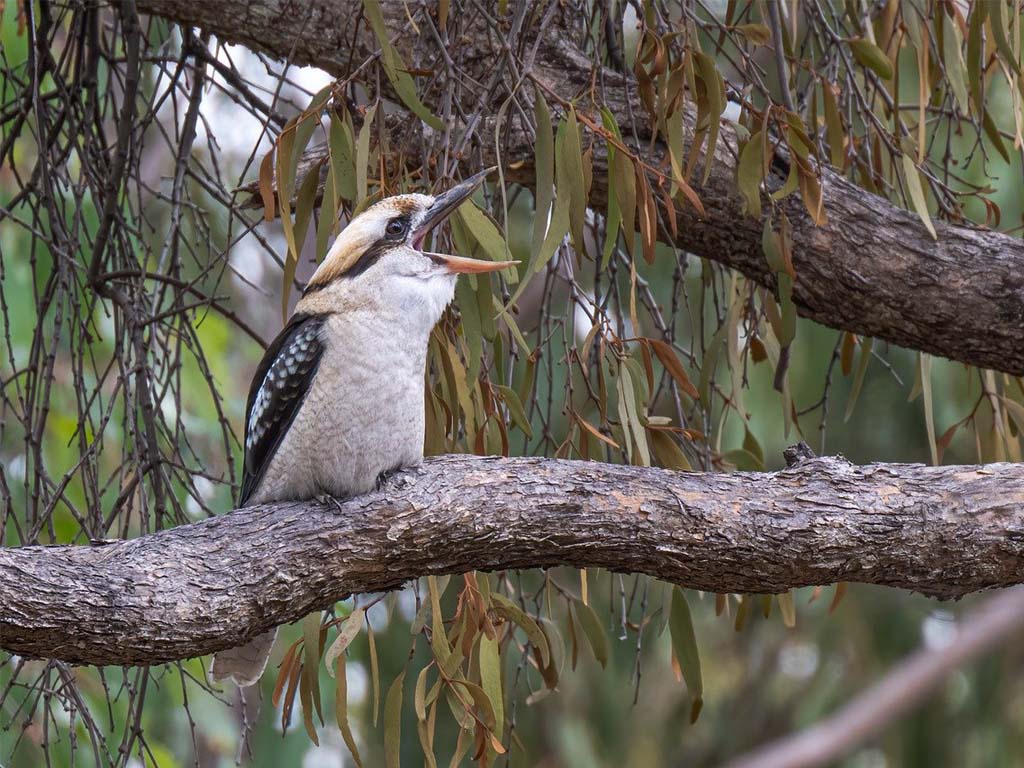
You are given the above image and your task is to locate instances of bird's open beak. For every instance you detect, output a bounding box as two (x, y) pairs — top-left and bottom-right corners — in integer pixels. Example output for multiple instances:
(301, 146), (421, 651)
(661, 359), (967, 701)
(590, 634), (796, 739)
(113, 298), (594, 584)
(432, 253), (518, 274)
(412, 167), (518, 274)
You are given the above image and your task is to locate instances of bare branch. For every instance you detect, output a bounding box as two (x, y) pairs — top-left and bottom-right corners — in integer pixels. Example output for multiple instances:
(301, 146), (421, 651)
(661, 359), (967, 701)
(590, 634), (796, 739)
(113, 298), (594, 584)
(3, 454), (1023, 667)
(724, 585), (1024, 768)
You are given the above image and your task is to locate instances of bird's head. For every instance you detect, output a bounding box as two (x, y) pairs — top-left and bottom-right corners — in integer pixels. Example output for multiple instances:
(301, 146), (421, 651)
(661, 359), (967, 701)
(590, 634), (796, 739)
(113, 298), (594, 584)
(297, 168), (515, 323)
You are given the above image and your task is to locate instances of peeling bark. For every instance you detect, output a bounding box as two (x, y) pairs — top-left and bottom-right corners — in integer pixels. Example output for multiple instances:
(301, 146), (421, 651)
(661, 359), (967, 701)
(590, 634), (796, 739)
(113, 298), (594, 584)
(135, 0), (1024, 376)
(2, 455), (1023, 666)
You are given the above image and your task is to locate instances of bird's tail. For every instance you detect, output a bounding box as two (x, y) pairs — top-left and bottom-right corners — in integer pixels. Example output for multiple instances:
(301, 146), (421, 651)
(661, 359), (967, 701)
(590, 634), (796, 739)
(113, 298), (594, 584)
(209, 628), (278, 687)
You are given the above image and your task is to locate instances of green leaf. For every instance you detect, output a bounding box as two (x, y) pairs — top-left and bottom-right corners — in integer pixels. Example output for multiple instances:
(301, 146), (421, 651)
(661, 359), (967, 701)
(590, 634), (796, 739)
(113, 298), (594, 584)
(743, 426), (764, 466)
(777, 273), (797, 347)
(258, 148), (275, 221)
(698, 323), (727, 406)
(300, 669), (320, 745)
(941, 12), (970, 115)
(362, 0), (443, 129)
(989, 2), (1021, 75)
(450, 678), (499, 733)
(734, 594), (751, 632)
(329, 110), (357, 201)
(427, 576), (454, 670)
(617, 363), (650, 466)
(356, 102), (377, 205)
(762, 216), (784, 273)
(920, 352), (938, 466)
(474, 267), (496, 341)
(983, 110), (1011, 164)
(276, 125), (297, 322)
(648, 429), (692, 470)
(315, 165), (339, 263)
(562, 108), (588, 250)
(478, 634), (504, 736)
(501, 116), (570, 309)
(737, 130), (765, 218)
(413, 668), (437, 768)
(722, 448), (763, 471)
(532, 92), (554, 260)
(296, 86), (332, 149)
(335, 656), (365, 767)
(669, 587), (704, 722)
(497, 384), (533, 438)
(494, 295), (531, 354)
(536, 618), (564, 691)
(368, 627), (381, 726)
(693, 51), (725, 183)
(600, 108), (623, 267)
(901, 153), (937, 239)
(822, 80), (845, 168)
(293, 159), (322, 252)
(849, 38), (893, 80)
(777, 591), (796, 628)
(735, 23), (771, 46)
(302, 612), (324, 731)
(384, 670), (406, 768)
(844, 336), (874, 422)
(490, 593), (550, 668)
(573, 601), (609, 668)
(1002, 396), (1024, 433)
(967, 2), (986, 114)
(280, 152), (325, 319)
(413, 666), (430, 722)
(612, 150), (637, 258)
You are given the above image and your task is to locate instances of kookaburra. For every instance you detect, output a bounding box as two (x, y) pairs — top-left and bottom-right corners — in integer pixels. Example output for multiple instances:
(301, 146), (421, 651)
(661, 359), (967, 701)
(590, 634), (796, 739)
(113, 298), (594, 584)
(209, 169), (513, 687)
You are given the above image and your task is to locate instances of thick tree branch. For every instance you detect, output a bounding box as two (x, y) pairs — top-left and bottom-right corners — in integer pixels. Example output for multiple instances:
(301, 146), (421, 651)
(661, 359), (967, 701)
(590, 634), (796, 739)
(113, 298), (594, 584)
(133, 0), (1024, 376)
(2, 455), (1024, 667)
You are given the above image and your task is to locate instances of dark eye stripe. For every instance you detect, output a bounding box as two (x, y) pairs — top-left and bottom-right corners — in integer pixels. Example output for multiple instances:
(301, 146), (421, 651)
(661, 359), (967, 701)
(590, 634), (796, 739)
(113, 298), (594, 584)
(341, 215), (412, 279)
(341, 241), (391, 279)
(304, 214), (414, 292)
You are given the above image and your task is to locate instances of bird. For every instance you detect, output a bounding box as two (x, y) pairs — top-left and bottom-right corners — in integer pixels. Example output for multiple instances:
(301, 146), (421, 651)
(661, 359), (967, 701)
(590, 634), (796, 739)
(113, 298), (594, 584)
(209, 168), (515, 687)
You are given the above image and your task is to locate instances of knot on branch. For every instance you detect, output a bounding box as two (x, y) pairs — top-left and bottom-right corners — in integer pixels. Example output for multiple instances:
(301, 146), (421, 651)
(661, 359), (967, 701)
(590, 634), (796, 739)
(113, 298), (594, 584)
(783, 441), (818, 467)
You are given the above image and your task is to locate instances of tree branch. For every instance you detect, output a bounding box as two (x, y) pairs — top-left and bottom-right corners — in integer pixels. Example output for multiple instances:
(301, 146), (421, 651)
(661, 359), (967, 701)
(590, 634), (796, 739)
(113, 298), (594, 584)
(133, 0), (1024, 376)
(724, 585), (1024, 768)
(2, 455), (1023, 667)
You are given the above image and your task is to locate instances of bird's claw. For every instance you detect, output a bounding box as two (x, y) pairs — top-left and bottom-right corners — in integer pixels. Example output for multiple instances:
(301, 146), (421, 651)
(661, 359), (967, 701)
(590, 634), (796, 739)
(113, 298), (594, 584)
(375, 467), (398, 491)
(317, 493), (347, 513)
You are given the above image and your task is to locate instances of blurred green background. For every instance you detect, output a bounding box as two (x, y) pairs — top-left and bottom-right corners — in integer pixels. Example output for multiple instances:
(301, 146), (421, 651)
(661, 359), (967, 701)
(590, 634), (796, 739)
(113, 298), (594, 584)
(3, 1), (1024, 766)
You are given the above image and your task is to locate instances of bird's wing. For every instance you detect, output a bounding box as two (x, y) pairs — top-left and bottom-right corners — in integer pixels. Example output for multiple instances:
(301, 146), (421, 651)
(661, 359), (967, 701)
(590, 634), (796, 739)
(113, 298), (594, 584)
(239, 313), (326, 506)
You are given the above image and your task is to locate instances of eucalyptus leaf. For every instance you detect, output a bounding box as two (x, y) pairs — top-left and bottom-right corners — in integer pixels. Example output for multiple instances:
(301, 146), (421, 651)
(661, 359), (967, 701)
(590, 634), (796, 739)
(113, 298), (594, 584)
(669, 587), (704, 722)
(574, 601), (609, 668)
(362, 0), (443, 129)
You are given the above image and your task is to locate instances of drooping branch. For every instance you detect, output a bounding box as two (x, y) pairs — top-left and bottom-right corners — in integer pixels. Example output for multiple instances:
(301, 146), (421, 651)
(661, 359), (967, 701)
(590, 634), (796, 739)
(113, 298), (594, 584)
(135, 0), (1024, 376)
(2, 455), (1023, 667)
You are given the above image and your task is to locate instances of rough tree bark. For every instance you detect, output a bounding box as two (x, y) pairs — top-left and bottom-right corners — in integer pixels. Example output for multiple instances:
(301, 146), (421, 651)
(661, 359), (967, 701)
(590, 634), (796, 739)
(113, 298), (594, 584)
(134, 0), (1024, 376)
(2, 455), (1023, 667)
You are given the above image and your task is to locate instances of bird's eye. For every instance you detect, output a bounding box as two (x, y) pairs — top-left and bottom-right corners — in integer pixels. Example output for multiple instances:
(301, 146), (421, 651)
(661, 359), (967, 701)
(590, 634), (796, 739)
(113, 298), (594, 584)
(386, 218), (409, 238)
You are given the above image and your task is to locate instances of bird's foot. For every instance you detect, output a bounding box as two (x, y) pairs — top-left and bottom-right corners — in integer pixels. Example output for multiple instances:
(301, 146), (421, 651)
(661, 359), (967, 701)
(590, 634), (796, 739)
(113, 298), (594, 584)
(375, 466), (400, 491)
(317, 493), (347, 513)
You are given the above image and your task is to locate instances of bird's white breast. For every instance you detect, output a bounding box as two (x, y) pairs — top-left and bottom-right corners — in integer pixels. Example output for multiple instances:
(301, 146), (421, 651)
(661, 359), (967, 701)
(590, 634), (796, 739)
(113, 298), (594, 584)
(248, 308), (430, 504)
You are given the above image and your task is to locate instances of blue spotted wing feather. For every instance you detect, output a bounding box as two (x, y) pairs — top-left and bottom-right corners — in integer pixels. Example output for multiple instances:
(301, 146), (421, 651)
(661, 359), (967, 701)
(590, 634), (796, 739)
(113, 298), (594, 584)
(239, 314), (325, 506)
